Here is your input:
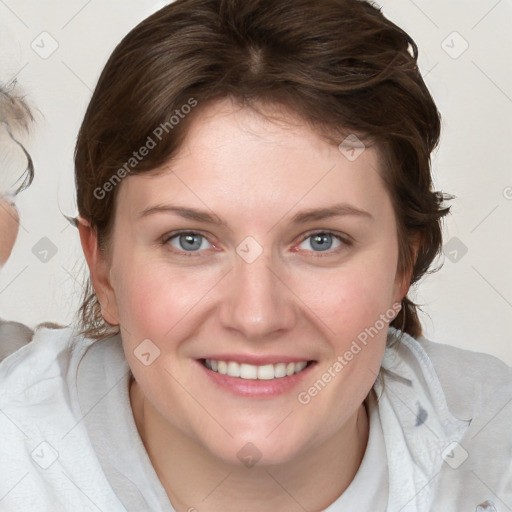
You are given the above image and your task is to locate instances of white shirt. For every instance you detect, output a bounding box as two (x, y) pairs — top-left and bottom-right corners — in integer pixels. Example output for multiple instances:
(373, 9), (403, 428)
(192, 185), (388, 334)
(0, 325), (511, 511)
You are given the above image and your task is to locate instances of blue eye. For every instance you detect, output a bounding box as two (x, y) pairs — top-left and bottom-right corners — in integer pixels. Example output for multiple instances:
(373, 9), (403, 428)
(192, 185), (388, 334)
(298, 231), (346, 253)
(165, 232), (212, 254)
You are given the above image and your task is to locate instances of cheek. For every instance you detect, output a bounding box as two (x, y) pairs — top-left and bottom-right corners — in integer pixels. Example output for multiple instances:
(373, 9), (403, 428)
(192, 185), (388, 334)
(292, 247), (399, 338)
(112, 254), (217, 340)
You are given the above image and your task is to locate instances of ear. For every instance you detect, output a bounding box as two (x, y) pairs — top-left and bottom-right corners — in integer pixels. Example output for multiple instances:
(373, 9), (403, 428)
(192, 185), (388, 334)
(393, 232), (421, 303)
(77, 216), (120, 326)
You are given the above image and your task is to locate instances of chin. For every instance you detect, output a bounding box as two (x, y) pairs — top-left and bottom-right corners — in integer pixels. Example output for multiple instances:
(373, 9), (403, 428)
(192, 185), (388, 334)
(197, 427), (310, 468)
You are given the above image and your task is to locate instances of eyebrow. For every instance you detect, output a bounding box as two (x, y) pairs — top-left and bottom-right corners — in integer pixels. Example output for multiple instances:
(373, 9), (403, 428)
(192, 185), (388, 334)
(138, 202), (373, 225)
(139, 204), (228, 226)
(289, 204), (373, 223)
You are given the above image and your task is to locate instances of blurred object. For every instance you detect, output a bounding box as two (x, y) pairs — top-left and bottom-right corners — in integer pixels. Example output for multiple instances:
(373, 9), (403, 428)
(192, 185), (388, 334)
(0, 81), (34, 197)
(36, 321), (64, 329)
(0, 321), (63, 364)
(0, 198), (19, 265)
(0, 319), (33, 362)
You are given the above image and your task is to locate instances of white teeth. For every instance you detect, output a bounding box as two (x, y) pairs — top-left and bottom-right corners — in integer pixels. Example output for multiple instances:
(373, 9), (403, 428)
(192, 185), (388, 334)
(274, 363), (287, 378)
(217, 361), (228, 375)
(295, 361), (307, 373)
(257, 364), (275, 380)
(203, 359), (310, 380)
(227, 361), (240, 377)
(240, 363), (258, 379)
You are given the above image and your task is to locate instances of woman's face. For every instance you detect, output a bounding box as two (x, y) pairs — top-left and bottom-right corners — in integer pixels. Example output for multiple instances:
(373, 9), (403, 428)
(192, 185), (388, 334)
(100, 98), (408, 465)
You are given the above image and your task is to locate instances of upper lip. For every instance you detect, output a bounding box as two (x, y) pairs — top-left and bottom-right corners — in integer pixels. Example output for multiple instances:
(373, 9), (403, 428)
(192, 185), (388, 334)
(199, 354), (315, 365)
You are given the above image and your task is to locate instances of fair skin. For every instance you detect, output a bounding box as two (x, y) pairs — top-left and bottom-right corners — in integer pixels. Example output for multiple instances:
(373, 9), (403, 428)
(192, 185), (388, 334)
(79, 98), (413, 512)
(0, 198), (19, 267)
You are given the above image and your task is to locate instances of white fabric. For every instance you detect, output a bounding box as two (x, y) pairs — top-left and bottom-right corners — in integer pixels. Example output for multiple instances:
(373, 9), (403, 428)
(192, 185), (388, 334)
(0, 318), (33, 362)
(0, 325), (511, 511)
(75, 330), (174, 511)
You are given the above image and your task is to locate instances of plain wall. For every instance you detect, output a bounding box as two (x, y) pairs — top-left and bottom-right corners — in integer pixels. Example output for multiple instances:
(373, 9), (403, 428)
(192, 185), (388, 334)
(0, 1), (511, 362)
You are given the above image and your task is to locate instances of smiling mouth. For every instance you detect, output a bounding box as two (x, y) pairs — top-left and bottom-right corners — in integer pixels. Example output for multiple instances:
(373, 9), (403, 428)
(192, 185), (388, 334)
(200, 359), (315, 380)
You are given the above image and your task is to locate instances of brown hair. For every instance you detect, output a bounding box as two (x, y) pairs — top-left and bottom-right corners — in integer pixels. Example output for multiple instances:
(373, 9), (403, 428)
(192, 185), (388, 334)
(0, 83), (34, 195)
(75, 0), (452, 341)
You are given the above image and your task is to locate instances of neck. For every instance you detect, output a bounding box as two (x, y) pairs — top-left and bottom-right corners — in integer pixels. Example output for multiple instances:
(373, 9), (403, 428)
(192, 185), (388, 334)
(130, 378), (369, 512)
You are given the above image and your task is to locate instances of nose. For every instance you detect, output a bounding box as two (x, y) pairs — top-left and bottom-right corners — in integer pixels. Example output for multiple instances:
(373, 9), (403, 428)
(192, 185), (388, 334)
(218, 249), (297, 342)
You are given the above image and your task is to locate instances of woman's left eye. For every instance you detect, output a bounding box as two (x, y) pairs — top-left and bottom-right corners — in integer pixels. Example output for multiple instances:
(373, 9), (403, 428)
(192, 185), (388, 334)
(297, 231), (349, 253)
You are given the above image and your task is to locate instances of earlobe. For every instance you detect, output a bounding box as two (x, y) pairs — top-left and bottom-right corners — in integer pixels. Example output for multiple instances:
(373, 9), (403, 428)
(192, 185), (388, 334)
(77, 216), (120, 326)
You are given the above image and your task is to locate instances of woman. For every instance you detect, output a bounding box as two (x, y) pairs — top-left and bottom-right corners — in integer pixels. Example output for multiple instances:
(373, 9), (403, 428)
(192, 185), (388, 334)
(1, 1), (511, 511)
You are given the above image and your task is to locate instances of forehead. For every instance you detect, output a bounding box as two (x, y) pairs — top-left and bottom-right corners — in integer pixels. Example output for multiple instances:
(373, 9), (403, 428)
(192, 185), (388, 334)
(116, 98), (392, 226)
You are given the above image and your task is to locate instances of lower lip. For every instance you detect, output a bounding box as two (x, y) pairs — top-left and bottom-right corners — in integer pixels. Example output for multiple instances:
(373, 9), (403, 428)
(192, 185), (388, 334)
(196, 360), (317, 398)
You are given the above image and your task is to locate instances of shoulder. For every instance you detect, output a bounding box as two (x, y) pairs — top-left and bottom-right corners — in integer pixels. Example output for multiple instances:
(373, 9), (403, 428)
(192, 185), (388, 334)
(416, 333), (512, 420)
(386, 327), (512, 421)
(0, 318), (34, 363)
(417, 333), (512, 382)
(0, 326), (125, 509)
(381, 329), (512, 508)
(0, 325), (92, 407)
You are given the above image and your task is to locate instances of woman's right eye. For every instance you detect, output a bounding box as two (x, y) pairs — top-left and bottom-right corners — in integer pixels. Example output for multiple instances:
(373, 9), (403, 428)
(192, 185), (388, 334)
(163, 231), (214, 256)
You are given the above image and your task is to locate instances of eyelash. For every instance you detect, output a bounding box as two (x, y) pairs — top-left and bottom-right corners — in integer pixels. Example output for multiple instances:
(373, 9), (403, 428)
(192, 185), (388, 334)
(160, 230), (352, 258)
